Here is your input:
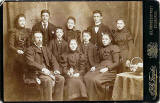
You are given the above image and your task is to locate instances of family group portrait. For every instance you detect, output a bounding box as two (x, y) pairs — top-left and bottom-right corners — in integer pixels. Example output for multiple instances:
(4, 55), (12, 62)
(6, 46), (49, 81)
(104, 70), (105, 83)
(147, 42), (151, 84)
(3, 1), (143, 101)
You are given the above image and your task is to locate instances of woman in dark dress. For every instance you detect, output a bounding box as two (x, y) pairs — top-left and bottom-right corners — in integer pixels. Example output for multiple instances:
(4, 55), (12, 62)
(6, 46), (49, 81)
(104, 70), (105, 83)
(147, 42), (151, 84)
(8, 14), (31, 100)
(62, 39), (88, 100)
(112, 19), (134, 72)
(64, 16), (81, 44)
(84, 33), (120, 101)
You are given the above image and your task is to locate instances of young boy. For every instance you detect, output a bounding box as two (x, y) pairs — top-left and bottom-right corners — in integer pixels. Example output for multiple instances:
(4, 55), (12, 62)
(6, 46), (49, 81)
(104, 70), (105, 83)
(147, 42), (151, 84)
(80, 30), (98, 73)
(49, 27), (68, 74)
(64, 16), (81, 44)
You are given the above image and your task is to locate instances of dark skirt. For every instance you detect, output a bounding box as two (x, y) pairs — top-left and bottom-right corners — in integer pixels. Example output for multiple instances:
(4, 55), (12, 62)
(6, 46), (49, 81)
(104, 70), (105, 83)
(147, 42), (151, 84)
(64, 77), (88, 100)
(84, 70), (116, 100)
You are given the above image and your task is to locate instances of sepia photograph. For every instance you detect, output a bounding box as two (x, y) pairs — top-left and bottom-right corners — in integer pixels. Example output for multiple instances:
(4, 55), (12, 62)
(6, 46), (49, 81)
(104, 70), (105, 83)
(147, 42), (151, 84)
(3, 1), (143, 101)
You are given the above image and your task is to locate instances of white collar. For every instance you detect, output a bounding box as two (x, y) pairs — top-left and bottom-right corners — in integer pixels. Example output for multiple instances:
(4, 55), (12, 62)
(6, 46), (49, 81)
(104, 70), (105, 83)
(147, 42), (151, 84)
(84, 41), (89, 45)
(41, 22), (48, 28)
(57, 38), (62, 42)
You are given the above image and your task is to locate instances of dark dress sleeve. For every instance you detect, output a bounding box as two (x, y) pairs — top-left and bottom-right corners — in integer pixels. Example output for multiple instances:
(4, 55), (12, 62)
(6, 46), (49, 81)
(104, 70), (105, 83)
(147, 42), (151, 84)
(126, 31), (133, 41)
(108, 45), (120, 70)
(8, 29), (18, 54)
(25, 28), (32, 48)
(78, 53), (87, 76)
(61, 53), (68, 76)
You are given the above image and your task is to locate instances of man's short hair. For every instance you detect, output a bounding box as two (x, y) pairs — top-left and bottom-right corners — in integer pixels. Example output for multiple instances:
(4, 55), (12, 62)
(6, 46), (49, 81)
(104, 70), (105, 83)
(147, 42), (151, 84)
(82, 30), (91, 36)
(41, 9), (50, 16)
(67, 16), (76, 23)
(93, 10), (102, 16)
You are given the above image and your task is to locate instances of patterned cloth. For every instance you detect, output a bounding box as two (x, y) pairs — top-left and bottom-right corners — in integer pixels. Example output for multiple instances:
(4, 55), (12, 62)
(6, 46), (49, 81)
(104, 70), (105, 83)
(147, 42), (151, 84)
(112, 72), (143, 100)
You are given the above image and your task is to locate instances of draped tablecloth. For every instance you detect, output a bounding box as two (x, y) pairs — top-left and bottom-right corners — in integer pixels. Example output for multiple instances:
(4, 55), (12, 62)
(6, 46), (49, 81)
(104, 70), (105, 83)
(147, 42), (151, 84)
(112, 72), (143, 100)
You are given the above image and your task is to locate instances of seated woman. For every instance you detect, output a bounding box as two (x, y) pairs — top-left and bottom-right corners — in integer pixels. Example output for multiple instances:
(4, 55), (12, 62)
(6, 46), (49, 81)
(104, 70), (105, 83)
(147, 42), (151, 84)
(62, 39), (88, 100)
(84, 33), (120, 101)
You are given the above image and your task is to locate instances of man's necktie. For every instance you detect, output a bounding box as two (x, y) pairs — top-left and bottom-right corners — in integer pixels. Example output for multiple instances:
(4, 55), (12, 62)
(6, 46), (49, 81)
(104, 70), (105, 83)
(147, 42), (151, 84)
(44, 23), (47, 31)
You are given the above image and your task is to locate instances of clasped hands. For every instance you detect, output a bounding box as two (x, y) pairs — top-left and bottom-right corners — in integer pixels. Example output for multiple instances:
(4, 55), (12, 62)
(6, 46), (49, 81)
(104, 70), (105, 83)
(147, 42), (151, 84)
(67, 68), (79, 77)
(42, 68), (60, 80)
(17, 50), (24, 55)
(90, 66), (108, 73)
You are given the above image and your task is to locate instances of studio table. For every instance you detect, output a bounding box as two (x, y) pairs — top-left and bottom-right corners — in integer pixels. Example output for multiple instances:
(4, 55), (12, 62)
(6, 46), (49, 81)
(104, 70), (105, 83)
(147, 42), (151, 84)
(112, 72), (143, 100)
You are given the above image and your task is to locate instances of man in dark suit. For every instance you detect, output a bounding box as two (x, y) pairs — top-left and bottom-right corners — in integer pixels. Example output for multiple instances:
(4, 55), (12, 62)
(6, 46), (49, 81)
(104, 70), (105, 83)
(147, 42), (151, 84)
(87, 10), (111, 49)
(32, 9), (56, 46)
(48, 27), (68, 74)
(25, 31), (65, 101)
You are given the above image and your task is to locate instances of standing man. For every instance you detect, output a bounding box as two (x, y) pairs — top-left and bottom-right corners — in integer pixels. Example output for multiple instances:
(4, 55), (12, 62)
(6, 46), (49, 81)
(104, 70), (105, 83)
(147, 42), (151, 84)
(32, 9), (56, 46)
(87, 10), (111, 48)
(25, 31), (65, 101)
(87, 10), (111, 63)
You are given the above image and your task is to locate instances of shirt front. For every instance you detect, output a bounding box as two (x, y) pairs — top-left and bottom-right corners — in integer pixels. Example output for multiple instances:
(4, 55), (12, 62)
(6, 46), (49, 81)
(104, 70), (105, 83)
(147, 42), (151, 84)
(41, 22), (48, 30)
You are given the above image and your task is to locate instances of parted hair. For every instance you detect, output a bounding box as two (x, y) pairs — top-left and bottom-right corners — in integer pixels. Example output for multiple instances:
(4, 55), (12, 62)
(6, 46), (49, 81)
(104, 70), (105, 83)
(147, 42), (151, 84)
(41, 9), (50, 16)
(93, 10), (102, 16)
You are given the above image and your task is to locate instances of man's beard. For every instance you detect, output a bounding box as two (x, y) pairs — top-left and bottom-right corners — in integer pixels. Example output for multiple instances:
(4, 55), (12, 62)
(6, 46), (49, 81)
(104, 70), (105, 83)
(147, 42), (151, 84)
(37, 41), (43, 47)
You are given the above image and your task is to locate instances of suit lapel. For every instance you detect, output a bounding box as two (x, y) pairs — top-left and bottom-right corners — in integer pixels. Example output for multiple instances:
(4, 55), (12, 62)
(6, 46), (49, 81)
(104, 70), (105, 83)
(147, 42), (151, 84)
(33, 44), (42, 53)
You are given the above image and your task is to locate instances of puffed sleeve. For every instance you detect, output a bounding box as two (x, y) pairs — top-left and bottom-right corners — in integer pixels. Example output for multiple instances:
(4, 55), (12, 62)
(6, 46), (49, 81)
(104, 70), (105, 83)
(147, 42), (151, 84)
(108, 45), (120, 70)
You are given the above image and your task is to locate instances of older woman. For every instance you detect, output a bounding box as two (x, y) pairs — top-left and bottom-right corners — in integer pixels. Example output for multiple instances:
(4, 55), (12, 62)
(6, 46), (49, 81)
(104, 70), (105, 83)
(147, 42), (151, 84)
(8, 14), (31, 100)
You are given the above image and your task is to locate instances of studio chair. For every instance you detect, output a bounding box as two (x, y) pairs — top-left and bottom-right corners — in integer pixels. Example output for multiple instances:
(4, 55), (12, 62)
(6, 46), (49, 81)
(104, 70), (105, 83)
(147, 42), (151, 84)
(22, 69), (41, 101)
(104, 64), (121, 100)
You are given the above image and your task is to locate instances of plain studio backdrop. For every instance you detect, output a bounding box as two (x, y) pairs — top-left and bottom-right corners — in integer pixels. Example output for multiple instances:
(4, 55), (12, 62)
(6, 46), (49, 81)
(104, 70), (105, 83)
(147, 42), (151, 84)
(3, 1), (142, 101)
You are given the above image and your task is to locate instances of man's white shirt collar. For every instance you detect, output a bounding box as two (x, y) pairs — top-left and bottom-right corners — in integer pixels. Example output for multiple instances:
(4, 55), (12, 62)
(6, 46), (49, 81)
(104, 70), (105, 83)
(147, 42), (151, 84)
(41, 22), (48, 29)
(94, 22), (101, 33)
